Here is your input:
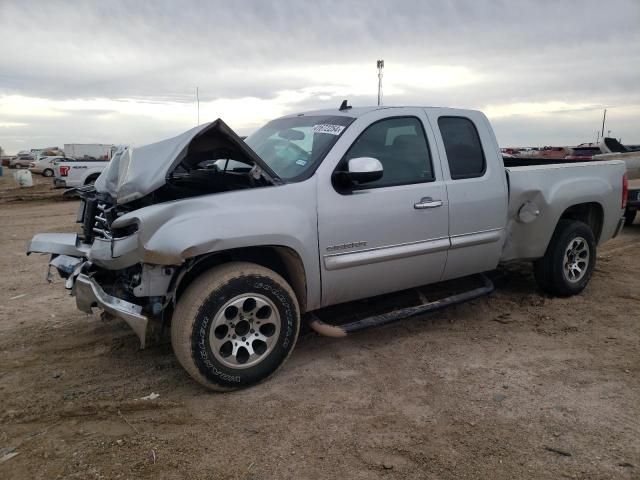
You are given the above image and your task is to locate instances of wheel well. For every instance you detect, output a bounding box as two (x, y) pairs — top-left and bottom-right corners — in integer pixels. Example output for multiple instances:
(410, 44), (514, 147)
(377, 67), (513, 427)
(174, 246), (308, 313)
(85, 173), (100, 184)
(559, 202), (604, 243)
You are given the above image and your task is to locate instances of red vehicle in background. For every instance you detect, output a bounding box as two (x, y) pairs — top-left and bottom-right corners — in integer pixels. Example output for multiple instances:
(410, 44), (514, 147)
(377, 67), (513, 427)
(565, 146), (602, 161)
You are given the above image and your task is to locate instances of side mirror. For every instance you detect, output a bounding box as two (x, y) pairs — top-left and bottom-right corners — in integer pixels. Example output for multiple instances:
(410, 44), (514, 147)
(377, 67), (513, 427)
(346, 157), (383, 184)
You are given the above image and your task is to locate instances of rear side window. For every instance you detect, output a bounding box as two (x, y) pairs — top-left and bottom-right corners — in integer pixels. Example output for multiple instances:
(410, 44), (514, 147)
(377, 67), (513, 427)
(438, 116), (486, 179)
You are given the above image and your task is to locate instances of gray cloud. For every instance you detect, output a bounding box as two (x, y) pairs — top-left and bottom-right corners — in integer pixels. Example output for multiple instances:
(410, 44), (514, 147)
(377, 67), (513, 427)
(0, 0), (639, 152)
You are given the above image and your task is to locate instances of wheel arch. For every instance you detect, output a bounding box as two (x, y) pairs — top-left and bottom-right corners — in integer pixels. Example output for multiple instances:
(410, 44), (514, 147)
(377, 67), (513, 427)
(558, 202), (604, 244)
(173, 245), (308, 313)
(84, 172), (101, 185)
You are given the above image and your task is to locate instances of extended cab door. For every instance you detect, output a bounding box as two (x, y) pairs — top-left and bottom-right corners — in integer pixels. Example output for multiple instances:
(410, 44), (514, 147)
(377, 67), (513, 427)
(424, 109), (508, 280)
(316, 108), (449, 306)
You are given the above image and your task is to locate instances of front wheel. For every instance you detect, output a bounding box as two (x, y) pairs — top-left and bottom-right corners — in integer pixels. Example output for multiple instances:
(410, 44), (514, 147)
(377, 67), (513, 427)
(534, 219), (596, 297)
(171, 262), (300, 391)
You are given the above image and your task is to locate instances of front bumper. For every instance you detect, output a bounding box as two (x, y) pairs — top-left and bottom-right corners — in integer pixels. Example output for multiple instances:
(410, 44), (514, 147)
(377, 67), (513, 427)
(28, 232), (151, 348)
(28, 232), (140, 270)
(74, 274), (149, 348)
(28, 233), (89, 257)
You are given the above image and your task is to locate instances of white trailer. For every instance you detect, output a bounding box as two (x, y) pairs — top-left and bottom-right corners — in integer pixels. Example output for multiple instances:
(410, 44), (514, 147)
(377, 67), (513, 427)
(64, 144), (114, 161)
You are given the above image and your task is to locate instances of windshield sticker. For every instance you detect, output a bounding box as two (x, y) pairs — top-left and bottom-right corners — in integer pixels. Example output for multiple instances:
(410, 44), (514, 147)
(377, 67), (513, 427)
(312, 124), (345, 135)
(295, 159), (307, 166)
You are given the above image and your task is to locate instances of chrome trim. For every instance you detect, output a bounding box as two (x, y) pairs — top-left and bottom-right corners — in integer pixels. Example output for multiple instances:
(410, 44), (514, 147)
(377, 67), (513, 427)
(348, 156), (383, 173)
(324, 237), (450, 271)
(450, 228), (502, 250)
(74, 274), (149, 348)
(414, 197), (443, 209)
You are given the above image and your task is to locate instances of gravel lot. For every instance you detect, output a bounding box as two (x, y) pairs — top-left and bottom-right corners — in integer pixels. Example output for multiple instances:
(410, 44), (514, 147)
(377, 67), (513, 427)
(1, 173), (639, 479)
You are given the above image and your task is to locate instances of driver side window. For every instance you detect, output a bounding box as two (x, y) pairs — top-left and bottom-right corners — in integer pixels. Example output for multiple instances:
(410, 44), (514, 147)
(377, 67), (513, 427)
(343, 117), (434, 188)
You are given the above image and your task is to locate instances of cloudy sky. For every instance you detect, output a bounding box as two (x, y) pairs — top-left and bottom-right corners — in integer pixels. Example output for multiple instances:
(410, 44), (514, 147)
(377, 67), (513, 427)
(1, 0), (638, 154)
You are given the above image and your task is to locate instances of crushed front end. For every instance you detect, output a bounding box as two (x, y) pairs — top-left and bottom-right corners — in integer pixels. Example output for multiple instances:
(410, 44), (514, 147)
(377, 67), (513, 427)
(27, 187), (175, 348)
(27, 118), (278, 347)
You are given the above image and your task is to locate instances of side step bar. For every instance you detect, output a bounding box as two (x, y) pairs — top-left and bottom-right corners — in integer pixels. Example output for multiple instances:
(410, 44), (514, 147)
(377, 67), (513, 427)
(308, 274), (494, 338)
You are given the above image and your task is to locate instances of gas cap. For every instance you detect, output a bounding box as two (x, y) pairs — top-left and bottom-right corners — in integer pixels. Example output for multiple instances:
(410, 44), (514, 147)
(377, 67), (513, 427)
(518, 201), (540, 223)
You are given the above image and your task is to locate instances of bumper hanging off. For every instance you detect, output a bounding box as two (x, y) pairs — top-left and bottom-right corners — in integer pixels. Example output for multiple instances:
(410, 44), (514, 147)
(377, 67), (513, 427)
(74, 274), (149, 348)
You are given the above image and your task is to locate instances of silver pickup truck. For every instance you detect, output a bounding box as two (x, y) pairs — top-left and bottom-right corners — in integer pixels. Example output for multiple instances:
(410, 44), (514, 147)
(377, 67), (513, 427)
(28, 105), (627, 391)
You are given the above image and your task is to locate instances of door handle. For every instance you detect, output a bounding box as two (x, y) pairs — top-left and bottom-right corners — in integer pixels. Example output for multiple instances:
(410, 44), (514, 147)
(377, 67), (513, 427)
(414, 197), (443, 209)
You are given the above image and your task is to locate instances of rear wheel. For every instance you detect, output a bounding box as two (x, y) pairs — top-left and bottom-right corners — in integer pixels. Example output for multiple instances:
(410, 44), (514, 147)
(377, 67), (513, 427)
(43, 168), (54, 177)
(534, 220), (596, 297)
(171, 262), (300, 391)
(624, 209), (636, 226)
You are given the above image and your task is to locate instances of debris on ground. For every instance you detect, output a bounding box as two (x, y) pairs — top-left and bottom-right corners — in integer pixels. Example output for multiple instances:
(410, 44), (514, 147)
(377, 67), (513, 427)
(137, 392), (160, 401)
(544, 446), (572, 457)
(0, 447), (19, 463)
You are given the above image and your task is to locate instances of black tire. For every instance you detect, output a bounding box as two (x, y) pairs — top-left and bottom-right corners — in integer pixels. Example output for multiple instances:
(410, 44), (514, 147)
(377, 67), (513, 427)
(43, 168), (54, 177)
(171, 262), (300, 391)
(533, 219), (596, 297)
(624, 209), (636, 226)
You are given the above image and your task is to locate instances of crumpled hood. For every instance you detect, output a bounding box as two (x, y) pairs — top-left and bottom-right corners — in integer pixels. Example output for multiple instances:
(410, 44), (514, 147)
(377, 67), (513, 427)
(95, 119), (278, 204)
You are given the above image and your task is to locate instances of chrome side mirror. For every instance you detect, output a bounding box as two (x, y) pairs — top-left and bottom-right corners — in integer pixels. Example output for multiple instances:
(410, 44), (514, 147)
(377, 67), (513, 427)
(346, 157), (383, 184)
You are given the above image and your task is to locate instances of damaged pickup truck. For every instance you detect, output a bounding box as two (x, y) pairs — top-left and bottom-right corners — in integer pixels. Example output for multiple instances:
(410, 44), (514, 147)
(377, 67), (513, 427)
(28, 106), (628, 391)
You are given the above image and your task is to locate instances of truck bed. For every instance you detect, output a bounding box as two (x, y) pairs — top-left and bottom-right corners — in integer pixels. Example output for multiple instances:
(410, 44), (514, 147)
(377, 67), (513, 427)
(504, 156), (600, 167)
(501, 160), (626, 262)
(504, 152), (640, 180)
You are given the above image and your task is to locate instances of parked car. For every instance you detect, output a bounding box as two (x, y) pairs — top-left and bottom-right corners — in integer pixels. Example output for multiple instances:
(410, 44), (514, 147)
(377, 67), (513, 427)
(29, 156), (70, 176)
(10, 153), (35, 168)
(28, 105), (627, 391)
(52, 156), (111, 189)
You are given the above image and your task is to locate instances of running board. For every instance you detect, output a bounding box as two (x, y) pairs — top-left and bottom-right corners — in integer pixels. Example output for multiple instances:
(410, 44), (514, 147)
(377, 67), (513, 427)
(308, 274), (494, 338)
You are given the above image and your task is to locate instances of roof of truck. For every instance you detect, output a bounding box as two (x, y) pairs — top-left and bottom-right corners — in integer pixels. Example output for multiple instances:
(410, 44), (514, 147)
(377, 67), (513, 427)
(281, 105), (478, 119)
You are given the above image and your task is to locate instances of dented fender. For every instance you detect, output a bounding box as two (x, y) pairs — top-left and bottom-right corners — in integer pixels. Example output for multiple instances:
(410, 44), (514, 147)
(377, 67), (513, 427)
(111, 179), (323, 310)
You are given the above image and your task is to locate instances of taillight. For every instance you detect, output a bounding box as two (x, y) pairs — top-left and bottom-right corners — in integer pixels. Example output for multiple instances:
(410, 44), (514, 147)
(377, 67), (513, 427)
(622, 173), (628, 209)
(60, 165), (70, 177)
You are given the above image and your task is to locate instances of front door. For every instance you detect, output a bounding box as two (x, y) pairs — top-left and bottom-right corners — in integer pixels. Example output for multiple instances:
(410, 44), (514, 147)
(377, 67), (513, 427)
(317, 109), (449, 306)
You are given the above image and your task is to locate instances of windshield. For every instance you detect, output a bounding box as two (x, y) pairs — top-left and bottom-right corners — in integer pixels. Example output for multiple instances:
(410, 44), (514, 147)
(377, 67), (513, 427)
(244, 115), (354, 180)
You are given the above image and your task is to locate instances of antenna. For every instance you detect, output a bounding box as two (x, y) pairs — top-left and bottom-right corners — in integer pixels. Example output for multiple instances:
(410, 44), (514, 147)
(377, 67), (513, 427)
(377, 59), (384, 106)
(196, 86), (200, 126)
(600, 108), (607, 139)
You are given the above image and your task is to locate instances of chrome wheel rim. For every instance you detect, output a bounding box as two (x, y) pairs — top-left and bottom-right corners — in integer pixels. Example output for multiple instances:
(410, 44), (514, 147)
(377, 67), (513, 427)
(563, 236), (590, 283)
(209, 293), (281, 369)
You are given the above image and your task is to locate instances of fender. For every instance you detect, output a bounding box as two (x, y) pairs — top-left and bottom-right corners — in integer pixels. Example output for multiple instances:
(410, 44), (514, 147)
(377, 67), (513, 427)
(112, 179), (323, 309)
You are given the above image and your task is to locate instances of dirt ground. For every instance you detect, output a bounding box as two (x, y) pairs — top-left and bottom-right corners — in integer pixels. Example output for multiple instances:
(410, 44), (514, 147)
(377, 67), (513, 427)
(0, 173), (639, 479)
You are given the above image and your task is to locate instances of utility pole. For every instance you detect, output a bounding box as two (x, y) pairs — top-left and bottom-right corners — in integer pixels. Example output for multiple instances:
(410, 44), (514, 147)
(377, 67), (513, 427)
(377, 59), (384, 106)
(196, 86), (200, 126)
(600, 108), (607, 140)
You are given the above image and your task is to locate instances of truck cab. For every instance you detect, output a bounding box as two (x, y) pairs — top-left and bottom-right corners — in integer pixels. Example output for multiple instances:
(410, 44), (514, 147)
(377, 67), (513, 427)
(314, 107), (508, 305)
